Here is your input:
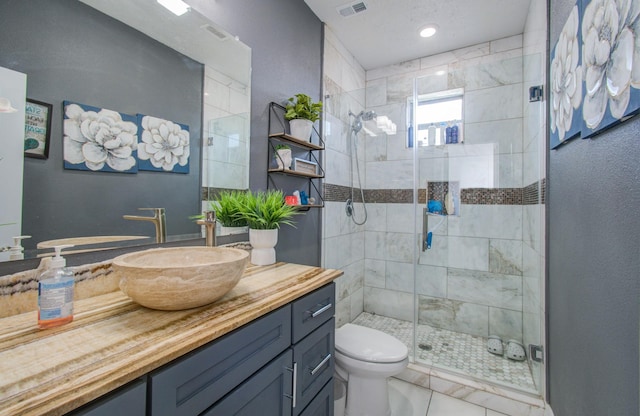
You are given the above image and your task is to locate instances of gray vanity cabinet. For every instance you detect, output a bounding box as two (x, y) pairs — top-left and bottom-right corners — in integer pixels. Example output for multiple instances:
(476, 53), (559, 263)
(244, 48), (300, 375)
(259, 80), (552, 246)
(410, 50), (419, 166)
(149, 305), (292, 416)
(69, 378), (146, 416)
(293, 318), (334, 414)
(202, 349), (294, 416)
(68, 282), (336, 416)
(299, 379), (334, 416)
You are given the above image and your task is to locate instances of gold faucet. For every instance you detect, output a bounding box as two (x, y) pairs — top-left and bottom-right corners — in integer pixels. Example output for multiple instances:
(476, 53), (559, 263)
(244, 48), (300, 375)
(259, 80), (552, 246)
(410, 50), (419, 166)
(123, 208), (166, 243)
(196, 211), (216, 247)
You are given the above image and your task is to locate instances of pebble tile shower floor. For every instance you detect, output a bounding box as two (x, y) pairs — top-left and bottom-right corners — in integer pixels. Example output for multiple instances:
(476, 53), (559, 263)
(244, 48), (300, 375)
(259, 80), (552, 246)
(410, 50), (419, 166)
(351, 312), (536, 391)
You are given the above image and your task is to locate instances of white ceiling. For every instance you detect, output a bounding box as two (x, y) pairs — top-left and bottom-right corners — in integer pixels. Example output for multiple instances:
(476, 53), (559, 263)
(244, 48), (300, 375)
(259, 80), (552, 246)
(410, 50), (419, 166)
(304, 0), (532, 70)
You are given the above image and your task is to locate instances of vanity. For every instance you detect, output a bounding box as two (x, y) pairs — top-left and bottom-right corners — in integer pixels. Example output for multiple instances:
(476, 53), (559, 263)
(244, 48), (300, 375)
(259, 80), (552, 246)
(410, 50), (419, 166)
(0, 262), (341, 416)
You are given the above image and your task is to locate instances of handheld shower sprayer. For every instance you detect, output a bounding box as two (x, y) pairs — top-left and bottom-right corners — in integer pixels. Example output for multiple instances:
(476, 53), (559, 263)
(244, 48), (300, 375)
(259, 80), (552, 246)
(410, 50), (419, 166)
(346, 109), (377, 225)
(349, 110), (377, 134)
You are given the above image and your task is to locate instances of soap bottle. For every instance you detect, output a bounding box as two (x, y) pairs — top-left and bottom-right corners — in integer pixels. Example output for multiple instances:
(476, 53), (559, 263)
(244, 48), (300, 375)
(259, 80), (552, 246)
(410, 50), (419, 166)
(9, 235), (31, 261)
(38, 245), (75, 329)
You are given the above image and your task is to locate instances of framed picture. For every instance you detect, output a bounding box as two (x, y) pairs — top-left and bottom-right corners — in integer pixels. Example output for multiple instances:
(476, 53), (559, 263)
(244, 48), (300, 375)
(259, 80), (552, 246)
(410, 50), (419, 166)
(24, 98), (52, 159)
(292, 157), (318, 176)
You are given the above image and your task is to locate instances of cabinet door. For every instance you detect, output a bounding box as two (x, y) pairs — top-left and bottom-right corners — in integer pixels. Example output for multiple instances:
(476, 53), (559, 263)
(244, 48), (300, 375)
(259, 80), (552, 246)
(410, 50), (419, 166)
(150, 305), (291, 416)
(202, 349), (293, 416)
(293, 318), (335, 415)
(67, 378), (146, 416)
(292, 283), (335, 344)
(299, 379), (334, 416)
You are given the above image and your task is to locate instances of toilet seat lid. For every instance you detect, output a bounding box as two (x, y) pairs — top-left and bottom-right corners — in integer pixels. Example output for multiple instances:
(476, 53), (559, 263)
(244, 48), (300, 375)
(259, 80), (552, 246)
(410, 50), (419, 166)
(335, 323), (408, 363)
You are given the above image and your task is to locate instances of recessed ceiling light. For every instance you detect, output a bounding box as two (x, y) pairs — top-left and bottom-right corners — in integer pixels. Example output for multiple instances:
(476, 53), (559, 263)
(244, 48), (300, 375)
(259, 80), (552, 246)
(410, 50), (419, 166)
(420, 25), (437, 38)
(157, 0), (190, 16)
(436, 70), (446, 76)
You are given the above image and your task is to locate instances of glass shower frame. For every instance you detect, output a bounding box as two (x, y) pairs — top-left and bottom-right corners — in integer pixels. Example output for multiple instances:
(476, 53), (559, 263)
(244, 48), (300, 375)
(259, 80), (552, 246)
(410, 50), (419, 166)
(409, 52), (546, 394)
(321, 29), (546, 398)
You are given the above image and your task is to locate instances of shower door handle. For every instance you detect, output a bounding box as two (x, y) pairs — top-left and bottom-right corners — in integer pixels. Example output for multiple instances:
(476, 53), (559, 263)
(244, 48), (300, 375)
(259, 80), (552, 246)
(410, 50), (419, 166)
(422, 207), (428, 251)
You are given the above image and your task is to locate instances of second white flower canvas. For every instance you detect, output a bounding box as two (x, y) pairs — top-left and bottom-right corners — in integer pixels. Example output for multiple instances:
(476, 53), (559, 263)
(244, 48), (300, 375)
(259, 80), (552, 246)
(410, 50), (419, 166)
(581, 0), (640, 138)
(551, 0), (640, 148)
(137, 114), (190, 173)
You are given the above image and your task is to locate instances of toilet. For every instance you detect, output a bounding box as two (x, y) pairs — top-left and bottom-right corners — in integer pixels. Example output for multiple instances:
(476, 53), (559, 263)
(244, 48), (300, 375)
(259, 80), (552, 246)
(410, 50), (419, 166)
(334, 323), (409, 416)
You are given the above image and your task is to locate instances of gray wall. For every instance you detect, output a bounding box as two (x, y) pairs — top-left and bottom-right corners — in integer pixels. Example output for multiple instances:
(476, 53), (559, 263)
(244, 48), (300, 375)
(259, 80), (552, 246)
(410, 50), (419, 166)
(548, 1), (640, 415)
(191, 0), (324, 266)
(0, 0), (203, 249)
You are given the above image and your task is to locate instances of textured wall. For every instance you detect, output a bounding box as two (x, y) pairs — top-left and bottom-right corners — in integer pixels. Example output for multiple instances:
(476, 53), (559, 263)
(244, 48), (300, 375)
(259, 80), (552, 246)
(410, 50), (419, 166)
(0, 0), (203, 248)
(191, 0), (324, 266)
(548, 0), (640, 414)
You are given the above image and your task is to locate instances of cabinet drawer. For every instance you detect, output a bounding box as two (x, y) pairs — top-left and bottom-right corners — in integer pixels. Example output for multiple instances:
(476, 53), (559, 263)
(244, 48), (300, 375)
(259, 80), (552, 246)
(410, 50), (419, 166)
(292, 283), (335, 343)
(202, 349), (293, 416)
(150, 305), (291, 416)
(299, 379), (334, 416)
(293, 318), (335, 415)
(68, 377), (146, 416)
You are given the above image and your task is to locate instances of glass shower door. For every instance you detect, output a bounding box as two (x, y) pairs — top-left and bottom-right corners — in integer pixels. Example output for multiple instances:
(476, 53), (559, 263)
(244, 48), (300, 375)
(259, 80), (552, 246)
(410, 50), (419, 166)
(412, 52), (545, 394)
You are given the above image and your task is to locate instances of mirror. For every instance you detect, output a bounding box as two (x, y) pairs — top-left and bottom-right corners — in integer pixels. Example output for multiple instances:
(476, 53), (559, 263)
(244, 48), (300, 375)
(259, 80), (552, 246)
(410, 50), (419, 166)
(0, 0), (251, 261)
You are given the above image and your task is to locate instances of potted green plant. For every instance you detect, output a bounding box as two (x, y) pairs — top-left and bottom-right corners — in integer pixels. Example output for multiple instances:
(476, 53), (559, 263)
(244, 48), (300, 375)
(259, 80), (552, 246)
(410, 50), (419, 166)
(284, 93), (322, 141)
(236, 189), (299, 265)
(193, 190), (249, 236)
(274, 144), (292, 170)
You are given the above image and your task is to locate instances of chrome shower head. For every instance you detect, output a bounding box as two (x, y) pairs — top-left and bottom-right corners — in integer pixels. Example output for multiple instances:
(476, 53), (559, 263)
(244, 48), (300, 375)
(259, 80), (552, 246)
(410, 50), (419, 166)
(361, 110), (376, 121)
(349, 110), (377, 134)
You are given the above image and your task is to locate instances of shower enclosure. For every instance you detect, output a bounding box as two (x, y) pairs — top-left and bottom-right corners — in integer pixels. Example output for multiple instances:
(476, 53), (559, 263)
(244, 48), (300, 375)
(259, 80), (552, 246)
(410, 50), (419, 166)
(322, 23), (546, 396)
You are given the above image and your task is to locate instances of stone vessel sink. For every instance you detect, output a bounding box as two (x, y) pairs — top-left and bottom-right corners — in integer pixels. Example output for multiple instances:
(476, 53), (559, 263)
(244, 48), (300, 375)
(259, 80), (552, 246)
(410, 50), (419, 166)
(112, 246), (249, 310)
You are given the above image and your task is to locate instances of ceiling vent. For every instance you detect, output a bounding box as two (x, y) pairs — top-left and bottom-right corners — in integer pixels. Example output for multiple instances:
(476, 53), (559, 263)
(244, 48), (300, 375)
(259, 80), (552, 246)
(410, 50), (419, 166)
(201, 24), (227, 40)
(337, 1), (367, 18)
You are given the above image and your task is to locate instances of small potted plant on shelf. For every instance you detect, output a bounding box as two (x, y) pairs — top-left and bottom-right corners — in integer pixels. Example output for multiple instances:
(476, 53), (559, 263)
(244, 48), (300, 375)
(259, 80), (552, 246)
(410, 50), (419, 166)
(235, 189), (299, 265)
(284, 93), (322, 141)
(274, 144), (292, 170)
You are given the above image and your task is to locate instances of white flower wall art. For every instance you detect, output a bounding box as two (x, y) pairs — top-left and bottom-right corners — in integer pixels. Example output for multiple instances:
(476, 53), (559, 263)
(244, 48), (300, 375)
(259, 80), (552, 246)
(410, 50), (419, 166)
(550, 4), (583, 149)
(137, 114), (190, 173)
(581, 0), (640, 138)
(63, 101), (138, 173)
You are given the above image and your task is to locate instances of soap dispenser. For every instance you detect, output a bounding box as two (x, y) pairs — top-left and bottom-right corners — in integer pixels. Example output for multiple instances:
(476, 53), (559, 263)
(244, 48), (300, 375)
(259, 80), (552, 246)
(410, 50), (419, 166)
(38, 244), (75, 329)
(9, 235), (31, 260)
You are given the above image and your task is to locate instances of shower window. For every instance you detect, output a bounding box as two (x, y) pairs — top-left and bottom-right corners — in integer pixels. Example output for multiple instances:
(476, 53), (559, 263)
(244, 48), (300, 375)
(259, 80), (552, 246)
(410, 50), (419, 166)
(408, 88), (464, 147)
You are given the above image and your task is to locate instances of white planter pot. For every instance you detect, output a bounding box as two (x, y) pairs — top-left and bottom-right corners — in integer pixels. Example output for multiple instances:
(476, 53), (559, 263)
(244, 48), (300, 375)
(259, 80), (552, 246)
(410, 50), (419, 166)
(289, 118), (314, 141)
(275, 148), (292, 170)
(249, 228), (278, 265)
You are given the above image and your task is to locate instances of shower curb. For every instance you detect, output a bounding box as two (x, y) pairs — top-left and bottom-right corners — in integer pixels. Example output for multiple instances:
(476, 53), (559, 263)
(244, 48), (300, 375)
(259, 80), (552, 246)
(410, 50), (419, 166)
(395, 363), (552, 416)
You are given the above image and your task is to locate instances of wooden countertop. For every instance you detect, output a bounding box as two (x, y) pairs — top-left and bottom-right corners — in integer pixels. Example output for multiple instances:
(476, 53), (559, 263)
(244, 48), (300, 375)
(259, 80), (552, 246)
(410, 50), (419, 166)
(0, 262), (342, 416)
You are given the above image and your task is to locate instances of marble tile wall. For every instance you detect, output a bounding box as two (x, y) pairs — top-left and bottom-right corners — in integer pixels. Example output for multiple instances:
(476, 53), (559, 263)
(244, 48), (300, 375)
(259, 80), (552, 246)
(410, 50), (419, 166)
(359, 35), (533, 342)
(323, 18), (545, 358)
(322, 28), (367, 327)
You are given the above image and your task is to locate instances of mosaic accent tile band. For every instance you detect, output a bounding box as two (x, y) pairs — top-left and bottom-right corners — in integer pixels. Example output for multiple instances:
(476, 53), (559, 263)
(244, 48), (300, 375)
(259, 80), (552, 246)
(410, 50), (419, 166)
(323, 180), (546, 206)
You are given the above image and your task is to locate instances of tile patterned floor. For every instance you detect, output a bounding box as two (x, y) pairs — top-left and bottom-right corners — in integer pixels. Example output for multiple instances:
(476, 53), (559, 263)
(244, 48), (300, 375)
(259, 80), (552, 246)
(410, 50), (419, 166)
(388, 378), (512, 416)
(352, 312), (536, 391)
